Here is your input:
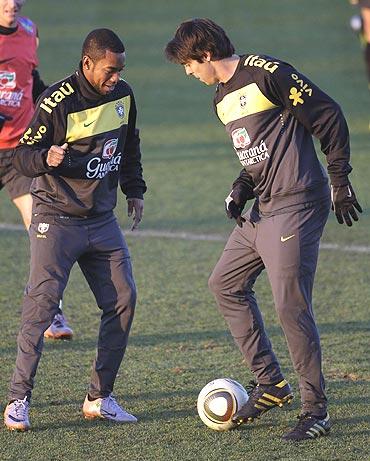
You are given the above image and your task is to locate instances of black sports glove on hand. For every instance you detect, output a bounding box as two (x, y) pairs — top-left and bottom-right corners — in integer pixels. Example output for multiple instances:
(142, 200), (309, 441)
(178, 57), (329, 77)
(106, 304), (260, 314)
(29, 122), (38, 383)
(225, 189), (247, 227)
(331, 183), (362, 226)
(225, 169), (255, 227)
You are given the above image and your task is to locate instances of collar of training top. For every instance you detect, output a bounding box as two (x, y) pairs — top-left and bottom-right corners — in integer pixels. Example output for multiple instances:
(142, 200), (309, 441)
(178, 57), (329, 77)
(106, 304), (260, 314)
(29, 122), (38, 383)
(0, 24), (18, 35)
(75, 61), (106, 102)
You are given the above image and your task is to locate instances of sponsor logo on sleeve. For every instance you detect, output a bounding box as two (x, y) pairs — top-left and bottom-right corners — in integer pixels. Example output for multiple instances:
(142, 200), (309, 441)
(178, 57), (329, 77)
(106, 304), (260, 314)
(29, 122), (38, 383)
(289, 87), (304, 106)
(290, 73), (312, 96)
(40, 82), (75, 114)
(19, 125), (47, 145)
(244, 55), (279, 74)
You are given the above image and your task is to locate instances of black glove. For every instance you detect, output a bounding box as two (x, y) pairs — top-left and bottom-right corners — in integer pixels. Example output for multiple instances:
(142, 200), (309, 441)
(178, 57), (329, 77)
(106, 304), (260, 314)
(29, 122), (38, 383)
(331, 183), (362, 226)
(0, 113), (12, 133)
(225, 189), (247, 227)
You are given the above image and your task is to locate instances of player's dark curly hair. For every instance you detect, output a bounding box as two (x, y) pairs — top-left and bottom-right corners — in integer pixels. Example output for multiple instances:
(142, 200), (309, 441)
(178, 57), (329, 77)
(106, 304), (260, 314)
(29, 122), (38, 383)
(165, 18), (235, 64)
(82, 28), (125, 61)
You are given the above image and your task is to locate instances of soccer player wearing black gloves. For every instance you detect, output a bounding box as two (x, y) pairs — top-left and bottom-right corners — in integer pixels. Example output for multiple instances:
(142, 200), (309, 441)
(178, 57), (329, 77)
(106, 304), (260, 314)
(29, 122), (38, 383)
(166, 18), (361, 442)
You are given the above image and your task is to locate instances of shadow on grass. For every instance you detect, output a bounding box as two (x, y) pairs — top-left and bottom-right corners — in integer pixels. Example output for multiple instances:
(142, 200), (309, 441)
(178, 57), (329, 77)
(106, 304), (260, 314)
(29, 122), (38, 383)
(325, 428), (370, 439)
(0, 329), (233, 355)
(3, 409), (283, 433)
(10, 408), (197, 433)
(30, 388), (196, 410)
(1, 320), (368, 356)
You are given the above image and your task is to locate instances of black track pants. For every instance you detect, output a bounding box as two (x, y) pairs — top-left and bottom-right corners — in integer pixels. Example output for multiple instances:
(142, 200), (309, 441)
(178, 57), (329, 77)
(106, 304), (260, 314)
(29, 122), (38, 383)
(208, 198), (331, 415)
(9, 213), (136, 401)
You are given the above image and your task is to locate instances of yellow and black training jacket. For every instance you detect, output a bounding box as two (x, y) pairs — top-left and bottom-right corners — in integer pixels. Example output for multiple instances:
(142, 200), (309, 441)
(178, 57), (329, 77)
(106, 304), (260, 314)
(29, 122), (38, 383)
(214, 54), (352, 215)
(12, 64), (146, 217)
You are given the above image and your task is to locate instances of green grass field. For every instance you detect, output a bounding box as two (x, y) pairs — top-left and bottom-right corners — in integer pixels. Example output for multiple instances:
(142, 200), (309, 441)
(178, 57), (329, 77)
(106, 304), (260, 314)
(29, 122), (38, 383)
(0, 1), (369, 460)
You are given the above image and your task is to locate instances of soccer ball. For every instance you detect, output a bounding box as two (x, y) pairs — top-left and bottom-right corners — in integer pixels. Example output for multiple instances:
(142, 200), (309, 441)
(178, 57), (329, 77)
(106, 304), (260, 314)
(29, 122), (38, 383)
(197, 378), (249, 431)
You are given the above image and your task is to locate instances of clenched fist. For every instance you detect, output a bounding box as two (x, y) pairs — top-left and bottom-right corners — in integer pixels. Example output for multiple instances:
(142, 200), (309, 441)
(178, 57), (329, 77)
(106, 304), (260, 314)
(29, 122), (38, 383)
(47, 143), (68, 167)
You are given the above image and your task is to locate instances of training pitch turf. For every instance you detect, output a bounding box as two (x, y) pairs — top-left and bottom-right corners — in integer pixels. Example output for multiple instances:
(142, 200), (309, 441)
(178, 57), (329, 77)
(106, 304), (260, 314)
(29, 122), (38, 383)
(0, 1), (369, 460)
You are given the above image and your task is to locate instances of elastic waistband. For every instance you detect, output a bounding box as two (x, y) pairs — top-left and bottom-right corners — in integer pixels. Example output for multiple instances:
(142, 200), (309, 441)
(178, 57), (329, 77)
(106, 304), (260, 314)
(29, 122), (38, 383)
(31, 210), (114, 226)
(258, 183), (330, 216)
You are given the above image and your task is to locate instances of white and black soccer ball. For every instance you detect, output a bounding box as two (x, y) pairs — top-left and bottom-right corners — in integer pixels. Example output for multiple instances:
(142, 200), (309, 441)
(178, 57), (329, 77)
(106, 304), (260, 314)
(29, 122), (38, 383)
(197, 378), (249, 431)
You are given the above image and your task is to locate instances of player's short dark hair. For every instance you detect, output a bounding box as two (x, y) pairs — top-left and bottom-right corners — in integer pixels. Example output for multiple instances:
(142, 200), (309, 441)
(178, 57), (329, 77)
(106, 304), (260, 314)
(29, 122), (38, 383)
(165, 18), (235, 64)
(82, 28), (125, 61)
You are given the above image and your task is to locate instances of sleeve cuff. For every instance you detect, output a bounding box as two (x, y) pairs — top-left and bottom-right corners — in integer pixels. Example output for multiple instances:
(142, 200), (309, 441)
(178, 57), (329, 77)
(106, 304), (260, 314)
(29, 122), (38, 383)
(125, 188), (145, 200)
(329, 174), (350, 187)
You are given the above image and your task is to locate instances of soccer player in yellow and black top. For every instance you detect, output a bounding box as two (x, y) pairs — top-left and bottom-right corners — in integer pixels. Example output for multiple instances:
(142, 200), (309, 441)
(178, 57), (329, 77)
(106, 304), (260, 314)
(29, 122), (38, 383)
(166, 18), (362, 442)
(4, 28), (146, 431)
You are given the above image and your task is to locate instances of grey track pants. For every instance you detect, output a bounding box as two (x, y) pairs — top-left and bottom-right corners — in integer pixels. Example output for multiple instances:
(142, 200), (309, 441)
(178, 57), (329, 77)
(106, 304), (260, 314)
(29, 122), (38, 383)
(9, 212), (136, 401)
(208, 198), (331, 415)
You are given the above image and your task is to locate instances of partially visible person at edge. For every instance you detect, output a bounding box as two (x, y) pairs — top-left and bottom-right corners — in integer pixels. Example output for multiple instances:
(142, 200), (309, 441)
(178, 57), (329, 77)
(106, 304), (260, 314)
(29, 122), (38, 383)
(4, 27), (146, 431)
(350, 0), (370, 88)
(0, 0), (73, 339)
(165, 18), (362, 442)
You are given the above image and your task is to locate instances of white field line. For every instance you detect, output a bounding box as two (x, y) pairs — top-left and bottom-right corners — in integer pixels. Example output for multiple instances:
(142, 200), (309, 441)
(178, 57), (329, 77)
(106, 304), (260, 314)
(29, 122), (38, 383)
(0, 222), (369, 254)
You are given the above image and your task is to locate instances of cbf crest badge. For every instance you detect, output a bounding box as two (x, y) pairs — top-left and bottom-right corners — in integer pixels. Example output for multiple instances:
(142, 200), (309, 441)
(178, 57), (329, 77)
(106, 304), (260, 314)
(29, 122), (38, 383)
(115, 101), (125, 119)
(37, 223), (49, 234)
(239, 94), (247, 108)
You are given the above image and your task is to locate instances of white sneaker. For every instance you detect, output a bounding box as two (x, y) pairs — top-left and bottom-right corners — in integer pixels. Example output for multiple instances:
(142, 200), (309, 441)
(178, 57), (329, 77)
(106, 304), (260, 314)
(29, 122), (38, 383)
(82, 394), (137, 423)
(44, 312), (73, 340)
(4, 397), (30, 431)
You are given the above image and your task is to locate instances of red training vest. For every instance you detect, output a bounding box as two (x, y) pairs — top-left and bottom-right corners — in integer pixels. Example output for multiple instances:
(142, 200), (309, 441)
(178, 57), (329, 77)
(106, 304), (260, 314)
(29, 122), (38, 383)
(0, 16), (38, 149)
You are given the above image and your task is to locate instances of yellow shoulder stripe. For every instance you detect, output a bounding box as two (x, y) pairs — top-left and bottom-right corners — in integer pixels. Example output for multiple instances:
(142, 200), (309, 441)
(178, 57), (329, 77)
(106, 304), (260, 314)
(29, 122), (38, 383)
(216, 83), (278, 125)
(66, 96), (130, 142)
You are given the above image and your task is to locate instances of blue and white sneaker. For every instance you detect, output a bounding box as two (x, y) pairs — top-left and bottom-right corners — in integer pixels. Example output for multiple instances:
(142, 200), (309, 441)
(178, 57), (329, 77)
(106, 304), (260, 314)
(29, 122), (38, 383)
(4, 397), (30, 431)
(82, 394), (137, 423)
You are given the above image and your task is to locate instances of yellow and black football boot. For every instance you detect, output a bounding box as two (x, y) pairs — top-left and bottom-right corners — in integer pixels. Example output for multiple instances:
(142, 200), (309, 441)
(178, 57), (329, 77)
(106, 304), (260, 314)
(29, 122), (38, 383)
(232, 379), (293, 425)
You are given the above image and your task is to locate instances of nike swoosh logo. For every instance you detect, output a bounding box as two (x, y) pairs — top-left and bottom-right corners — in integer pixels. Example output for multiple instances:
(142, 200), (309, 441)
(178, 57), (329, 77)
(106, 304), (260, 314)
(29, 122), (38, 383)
(101, 410), (117, 418)
(84, 120), (96, 127)
(280, 234), (295, 242)
(8, 415), (24, 422)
